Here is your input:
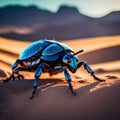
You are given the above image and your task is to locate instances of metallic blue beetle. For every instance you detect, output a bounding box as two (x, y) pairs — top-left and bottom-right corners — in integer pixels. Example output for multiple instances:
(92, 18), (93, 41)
(4, 40), (104, 99)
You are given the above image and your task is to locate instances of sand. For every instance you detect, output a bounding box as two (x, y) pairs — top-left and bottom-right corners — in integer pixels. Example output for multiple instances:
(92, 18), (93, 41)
(0, 36), (120, 120)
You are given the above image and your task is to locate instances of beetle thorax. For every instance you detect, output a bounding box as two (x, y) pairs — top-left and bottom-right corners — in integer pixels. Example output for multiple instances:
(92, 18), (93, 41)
(62, 53), (78, 73)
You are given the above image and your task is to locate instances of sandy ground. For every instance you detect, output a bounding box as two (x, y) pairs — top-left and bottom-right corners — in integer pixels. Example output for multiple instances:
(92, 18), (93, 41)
(0, 36), (120, 120)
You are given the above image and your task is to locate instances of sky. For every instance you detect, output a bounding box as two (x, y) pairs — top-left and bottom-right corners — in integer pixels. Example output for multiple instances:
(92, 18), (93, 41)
(0, 0), (120, 18)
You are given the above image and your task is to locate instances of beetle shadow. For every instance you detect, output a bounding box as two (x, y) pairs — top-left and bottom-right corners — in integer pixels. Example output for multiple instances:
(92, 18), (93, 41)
(35, 79), (100, 99)
(31, 78), (99, 95)
(37, 78), (64, 90)
(24, 78), (64, 90)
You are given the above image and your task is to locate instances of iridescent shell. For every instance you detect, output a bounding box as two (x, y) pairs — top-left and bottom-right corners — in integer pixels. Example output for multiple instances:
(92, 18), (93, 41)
(19, 40), (73, 61)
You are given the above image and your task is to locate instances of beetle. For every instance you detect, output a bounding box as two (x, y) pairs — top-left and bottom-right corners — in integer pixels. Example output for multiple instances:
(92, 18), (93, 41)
(4, 40), (104, 99)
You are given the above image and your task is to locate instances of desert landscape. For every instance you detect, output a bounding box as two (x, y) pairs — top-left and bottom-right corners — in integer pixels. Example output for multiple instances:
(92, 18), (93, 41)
(0, 35), (120, 120)
(0, 5), (120, 41)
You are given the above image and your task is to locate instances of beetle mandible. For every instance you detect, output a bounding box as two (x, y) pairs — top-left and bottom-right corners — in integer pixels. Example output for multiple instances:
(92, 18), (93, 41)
(4, 40), (104, 99)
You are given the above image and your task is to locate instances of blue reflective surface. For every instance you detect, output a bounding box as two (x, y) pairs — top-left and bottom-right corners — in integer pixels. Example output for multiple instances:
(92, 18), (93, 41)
(42, 44), (63, 56)
(41, 54), (59, 61)
(19, 40), (74, 60)
(59, 43), (73, 52)
(62, 54), (78, 71)
(69, 56), (78, 69)
(19, 40), (50, 59)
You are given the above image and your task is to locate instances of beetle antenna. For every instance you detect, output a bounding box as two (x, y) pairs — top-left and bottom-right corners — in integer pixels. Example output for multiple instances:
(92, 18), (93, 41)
(74, 50), (84, 55)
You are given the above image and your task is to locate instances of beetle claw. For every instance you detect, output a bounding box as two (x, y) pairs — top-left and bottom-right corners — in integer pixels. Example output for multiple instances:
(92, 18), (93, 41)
(67, 81), (77, 96)
(30, 95), (34, 99)
(16, 74), (24, 80)
(92, 74), (105, 82)
(3, 77), (11, 83)
(71, 90), (77, 96)
(3, 75), (15, 82)
(30, 86), (37, 99)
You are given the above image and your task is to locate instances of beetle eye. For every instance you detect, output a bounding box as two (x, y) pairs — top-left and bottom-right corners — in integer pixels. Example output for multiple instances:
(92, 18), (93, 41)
(67, 60), (71, 63)
(63, 55), (71, 64)
(76, 59), (78, 62)
(63, 59), (71, 64)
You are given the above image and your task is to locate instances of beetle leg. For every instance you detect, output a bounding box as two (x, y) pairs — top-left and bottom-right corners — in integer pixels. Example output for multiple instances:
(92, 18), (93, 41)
(78, 61), (105, 82)
(3, 73), (15, 82)
(3, 59), (21, 82)
(63, 68), (76, 96)
(3, 67), (27, 83)
(13, 67), (27, 79)
(12, 59), (20, 70)
(30, 63), (44, 99)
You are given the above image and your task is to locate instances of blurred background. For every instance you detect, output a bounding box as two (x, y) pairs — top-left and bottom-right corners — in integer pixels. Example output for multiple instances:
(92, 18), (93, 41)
(0, 0), (120, 41)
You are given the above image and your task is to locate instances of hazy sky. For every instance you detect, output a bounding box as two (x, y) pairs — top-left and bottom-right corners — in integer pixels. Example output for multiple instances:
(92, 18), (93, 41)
(0, 0), (120, 17)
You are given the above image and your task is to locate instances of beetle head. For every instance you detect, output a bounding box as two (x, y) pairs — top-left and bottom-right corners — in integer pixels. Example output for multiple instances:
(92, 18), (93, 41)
(62, 52), (79, 73)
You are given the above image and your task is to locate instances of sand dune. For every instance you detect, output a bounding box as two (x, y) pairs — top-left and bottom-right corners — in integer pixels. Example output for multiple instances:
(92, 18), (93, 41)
(0, 36), (120, 120)
(79, 45), (120, 64)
